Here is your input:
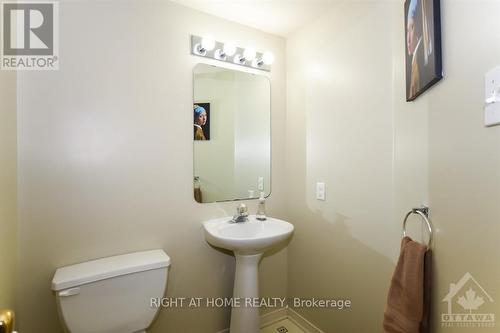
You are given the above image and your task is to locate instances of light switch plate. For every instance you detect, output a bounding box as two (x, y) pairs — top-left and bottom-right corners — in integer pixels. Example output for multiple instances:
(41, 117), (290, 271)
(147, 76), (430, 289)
(316, 182), (326, 201)
(258, 177), (264, 191)
(485, 66), (500, 126)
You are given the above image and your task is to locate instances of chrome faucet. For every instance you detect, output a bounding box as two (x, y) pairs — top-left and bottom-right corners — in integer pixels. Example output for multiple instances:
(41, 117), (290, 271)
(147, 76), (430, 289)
(232, 203), (249, 223)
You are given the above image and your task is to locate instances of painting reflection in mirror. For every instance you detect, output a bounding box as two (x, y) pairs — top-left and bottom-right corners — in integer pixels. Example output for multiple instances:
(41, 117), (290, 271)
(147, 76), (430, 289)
(193, 103), (210, 140)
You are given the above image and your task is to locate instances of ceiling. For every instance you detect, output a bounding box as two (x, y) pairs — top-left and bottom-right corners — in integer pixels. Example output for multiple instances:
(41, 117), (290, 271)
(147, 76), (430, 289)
(170, 0), (337, 37)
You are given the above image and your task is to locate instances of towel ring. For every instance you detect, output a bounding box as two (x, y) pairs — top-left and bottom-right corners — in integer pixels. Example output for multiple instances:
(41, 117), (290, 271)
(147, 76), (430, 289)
(402, 206), (433, 249)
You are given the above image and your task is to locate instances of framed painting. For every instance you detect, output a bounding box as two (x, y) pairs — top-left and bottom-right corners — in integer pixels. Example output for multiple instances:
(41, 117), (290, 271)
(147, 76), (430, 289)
(405, 0), (442, 101)
(193, 103), (210, 140)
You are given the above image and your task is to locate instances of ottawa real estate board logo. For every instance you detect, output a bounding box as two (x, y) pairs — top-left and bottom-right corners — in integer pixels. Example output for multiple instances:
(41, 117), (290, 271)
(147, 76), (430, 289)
(1, 1), (58, 70)
(441, 272), (495, 328)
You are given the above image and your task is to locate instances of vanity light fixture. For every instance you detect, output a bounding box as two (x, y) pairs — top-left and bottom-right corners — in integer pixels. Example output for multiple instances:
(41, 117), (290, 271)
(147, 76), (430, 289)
(190, 35), (272, 72)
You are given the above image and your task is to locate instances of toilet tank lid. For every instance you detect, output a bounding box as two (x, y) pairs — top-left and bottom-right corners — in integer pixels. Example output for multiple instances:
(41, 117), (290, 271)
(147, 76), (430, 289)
(51, 249), (171, 291)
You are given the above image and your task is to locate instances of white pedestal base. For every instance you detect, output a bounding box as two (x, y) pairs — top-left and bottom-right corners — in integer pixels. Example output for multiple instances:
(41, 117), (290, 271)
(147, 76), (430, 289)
(229, 253), (263, 333)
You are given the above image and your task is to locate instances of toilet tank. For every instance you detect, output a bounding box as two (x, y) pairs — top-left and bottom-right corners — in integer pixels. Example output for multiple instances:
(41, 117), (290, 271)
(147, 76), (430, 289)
(52, 250), (171, 333)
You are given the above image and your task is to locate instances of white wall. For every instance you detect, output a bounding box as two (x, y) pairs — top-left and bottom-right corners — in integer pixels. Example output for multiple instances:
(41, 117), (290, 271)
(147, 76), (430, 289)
(16, 1), (287, 332)
(0, 66), (17, 310)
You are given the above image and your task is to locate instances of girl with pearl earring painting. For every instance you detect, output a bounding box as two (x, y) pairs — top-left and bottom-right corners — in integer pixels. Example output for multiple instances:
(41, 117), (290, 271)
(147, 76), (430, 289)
(193, 104), (210, 140)
(405, 0), (442, 101)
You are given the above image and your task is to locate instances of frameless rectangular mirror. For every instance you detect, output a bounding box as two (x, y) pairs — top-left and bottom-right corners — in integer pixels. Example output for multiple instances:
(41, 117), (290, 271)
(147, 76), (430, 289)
(193, 63), (271, 203)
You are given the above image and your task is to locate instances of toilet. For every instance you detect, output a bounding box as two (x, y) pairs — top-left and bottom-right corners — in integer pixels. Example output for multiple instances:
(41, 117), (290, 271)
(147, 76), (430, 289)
(51, 250), (170, 333)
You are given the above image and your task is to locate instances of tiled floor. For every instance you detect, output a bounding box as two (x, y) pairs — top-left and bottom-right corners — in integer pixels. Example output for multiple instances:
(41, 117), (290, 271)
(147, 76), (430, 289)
(261, 318), (306, 333)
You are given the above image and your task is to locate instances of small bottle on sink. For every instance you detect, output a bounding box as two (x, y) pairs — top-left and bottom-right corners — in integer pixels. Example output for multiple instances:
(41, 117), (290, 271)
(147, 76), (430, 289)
(256, 192), (267, 221)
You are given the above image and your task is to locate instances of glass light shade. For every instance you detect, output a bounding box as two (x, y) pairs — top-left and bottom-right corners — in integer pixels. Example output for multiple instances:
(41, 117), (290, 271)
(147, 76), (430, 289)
(201, 35), (215, 51)
(243, 47), (256, 61)
(223, 41), (237, 56)
(262, 51), (275, 65)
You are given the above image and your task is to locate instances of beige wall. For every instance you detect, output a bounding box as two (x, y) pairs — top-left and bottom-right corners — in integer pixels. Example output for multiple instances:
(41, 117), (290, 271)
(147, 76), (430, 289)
(15, 0), (500, 332)
(16, 1), (287, 332)
(286, 2), (397, 331)
(287, 0), (500, 332)
(391, 1), (500, 332)
(421, 1), (500, 332)
(0, 68), (17, 310)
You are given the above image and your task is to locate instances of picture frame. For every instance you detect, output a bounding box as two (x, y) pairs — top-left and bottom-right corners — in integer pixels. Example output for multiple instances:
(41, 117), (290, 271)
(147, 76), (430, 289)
(405, 0), (443, 101)
(193, 103), (210, 140)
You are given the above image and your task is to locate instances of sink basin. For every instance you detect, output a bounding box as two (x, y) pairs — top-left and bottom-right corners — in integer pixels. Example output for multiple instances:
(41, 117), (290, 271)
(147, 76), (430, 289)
(203, 215), (294, 333)
(203, 215), (294, 254)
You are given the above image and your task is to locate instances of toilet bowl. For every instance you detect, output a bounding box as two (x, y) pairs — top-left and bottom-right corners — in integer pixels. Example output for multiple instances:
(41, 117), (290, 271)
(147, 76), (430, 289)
(51, 250), (170, 333)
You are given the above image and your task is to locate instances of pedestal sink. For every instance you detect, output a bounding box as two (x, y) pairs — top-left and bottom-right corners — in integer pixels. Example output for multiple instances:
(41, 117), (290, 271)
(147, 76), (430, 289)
(203, 215), (294, 333)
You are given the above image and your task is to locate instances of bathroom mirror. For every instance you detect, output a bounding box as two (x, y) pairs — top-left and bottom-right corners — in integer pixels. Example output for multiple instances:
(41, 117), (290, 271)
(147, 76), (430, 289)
(193, 63), (271, 203)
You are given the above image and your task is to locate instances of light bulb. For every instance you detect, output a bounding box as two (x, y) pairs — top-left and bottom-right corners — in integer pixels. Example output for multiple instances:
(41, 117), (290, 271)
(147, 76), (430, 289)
(201, 35), (215, 51)
(234, 54), (245, 64)
(243, 46), (256, 61)
(262, 51), (275, 65)
(223, 41), (237, 57)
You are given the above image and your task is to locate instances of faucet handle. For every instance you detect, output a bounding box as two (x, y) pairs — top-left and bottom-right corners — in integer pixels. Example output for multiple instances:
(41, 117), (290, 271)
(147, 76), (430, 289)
(236, 203), (248, 217)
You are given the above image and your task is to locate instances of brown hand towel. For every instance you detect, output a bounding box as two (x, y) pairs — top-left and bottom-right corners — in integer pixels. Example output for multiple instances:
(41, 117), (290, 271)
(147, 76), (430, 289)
(420, 250), (432, 333)
(383, 236), (432, 333)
